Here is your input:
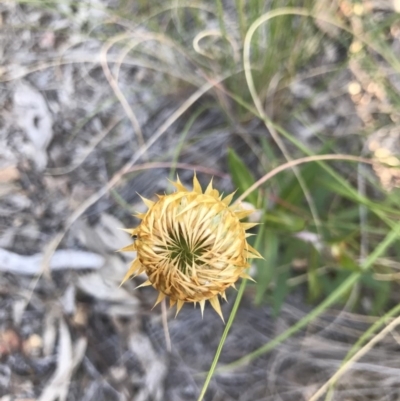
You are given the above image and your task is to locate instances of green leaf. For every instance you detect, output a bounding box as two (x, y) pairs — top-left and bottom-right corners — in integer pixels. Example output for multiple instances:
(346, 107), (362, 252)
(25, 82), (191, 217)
(264, 210), (305, 232)
(255, 230), (278, 304)
(272, 267), (290, 316)
(320, 270), (354, 303)
(338, 251), (361, 272)
(307, 245), (322, 302)
(227, 148), (258, 205)
(360, 272), (391, 314)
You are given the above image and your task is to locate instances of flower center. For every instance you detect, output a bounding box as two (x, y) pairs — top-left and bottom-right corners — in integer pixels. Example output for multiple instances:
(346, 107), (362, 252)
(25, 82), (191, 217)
(166, 225), (209, 275)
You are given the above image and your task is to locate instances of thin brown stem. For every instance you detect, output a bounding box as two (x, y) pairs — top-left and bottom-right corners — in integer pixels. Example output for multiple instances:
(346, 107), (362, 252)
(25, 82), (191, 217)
(161, 299), (172, 352)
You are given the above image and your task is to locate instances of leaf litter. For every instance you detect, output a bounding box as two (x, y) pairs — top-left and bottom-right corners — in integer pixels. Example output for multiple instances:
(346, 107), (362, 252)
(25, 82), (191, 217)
(0, 1), (400, 400)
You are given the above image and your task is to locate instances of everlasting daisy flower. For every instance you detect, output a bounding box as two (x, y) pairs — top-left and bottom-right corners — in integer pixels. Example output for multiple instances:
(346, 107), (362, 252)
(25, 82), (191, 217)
(120, 175), (262, 320)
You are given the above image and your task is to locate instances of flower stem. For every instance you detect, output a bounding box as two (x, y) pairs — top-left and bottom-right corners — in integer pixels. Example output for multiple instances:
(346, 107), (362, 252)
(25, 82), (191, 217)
(196, 277), (247, 401)
(197, 224), (265, 401)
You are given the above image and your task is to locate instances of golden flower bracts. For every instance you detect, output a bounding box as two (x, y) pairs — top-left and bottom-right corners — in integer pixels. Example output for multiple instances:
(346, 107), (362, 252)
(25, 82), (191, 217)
(120, 175), (261, 320)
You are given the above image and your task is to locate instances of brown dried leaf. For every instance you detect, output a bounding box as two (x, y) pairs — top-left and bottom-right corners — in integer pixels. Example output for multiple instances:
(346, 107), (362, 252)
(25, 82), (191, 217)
(0, 166), (19, 182)
(0, 329), (20, 357)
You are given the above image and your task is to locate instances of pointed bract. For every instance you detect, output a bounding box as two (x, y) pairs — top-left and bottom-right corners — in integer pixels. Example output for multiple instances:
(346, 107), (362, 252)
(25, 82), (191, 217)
(120, 259), (141, 285)
(199, 299), (206, 317)
(134, 212), (146, 220)
(119, 228), (138, 235)
(153, 291), (166, 308)
(246, 243), (263, 259)
(209, 295), (224, 323)
(135, 279), (152, 289)
(241, 222), (260, 230)
(117, 243), (137, 252)
(138, 194), (155, 209)
(193, 173), (202, 194)
(221, 191), (235, 206)
(234, 209), (254, 220)
(175, 300), (184, 316)
(171, 175), (188, 192)
(240, 272), (256, 282)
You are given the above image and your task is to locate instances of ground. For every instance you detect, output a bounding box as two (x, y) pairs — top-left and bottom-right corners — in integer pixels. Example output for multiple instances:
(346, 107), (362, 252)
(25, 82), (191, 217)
(1, 1), (400, 400)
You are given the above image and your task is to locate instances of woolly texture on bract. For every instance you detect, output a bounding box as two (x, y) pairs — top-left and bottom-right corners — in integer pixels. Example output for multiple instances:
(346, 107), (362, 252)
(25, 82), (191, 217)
(120, 175), (262, 321)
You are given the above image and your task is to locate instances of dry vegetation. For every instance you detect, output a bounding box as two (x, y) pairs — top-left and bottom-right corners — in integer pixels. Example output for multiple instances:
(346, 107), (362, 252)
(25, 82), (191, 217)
(1, 1), (400, 400)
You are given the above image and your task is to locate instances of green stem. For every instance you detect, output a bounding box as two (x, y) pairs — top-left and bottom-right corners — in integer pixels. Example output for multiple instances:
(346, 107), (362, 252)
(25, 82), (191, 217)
(196, 276), (248, 401)
(197, 223), (265, 401)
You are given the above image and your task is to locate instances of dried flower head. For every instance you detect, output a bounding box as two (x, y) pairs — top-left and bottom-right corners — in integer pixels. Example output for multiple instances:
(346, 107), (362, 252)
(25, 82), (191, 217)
(120, 175), (262, 320)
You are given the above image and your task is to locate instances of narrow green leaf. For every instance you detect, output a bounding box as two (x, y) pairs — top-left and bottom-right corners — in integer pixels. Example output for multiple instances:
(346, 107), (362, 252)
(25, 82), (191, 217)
(360, 272), (391, 315)
(273, 267), (290, 316)
(264, 210), (305, 232)
(227, 148), (258, 205)
(255, 231), (278, 304)
(307, 245), (322, 302)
